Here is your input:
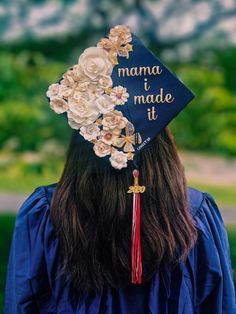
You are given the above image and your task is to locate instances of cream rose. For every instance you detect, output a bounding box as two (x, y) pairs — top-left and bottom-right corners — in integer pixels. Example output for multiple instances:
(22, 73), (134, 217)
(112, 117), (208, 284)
(99, 75), (113, 90)
(79, 123), (100, 141)
(93, 140), (111, 157)
(109, 151), (128, 169)
(49, 97), (69, 114)
(67, 96), (100, 128)
(102, 110), (128, 135)
(95, 94), (115, 114)
(46, 83), (60, 99)
(87, 83), (104, 100)
(78, 47), (113, 80)
(67, 117), (81, 130)
(109, 25), (132, 44)
(68, 96), (100, 119)
(99, 129), (116, 145)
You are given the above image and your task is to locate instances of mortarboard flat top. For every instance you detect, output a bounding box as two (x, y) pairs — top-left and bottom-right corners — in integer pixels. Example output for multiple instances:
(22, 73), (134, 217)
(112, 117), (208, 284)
(46, 25), (194, 170)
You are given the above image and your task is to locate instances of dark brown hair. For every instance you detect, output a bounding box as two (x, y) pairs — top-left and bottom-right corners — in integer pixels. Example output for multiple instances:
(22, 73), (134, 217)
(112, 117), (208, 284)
(50, 127), (198, 294)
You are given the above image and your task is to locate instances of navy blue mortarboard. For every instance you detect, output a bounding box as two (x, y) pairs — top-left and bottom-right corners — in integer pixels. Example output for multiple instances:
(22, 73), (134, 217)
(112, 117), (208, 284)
(46, 25), (194, 285)
(112, 33), (194, 156)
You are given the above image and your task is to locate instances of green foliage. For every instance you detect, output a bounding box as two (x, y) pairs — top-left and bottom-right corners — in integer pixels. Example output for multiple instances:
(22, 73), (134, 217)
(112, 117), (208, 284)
(0, 51), (71, 152)
(170, 62), (236, 156)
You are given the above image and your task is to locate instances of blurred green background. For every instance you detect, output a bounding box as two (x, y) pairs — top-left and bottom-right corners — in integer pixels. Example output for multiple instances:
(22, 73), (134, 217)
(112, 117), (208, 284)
(0, 0), (236, 312)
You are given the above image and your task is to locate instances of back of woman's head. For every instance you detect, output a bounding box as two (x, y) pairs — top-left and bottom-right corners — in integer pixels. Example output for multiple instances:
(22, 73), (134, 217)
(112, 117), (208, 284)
(51, 127), (197, 294)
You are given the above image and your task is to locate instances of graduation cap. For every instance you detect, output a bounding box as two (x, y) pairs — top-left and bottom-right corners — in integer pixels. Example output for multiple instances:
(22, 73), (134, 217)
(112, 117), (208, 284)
(46, 25), (194, 285)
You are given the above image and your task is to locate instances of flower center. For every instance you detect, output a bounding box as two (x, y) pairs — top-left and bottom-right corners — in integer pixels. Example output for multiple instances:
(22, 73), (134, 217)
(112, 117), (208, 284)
(104, 133), (112, 140)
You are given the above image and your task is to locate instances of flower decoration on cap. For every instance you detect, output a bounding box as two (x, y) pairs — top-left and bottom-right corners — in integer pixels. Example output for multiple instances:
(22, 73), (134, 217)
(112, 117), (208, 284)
(46, 25), (142, 170)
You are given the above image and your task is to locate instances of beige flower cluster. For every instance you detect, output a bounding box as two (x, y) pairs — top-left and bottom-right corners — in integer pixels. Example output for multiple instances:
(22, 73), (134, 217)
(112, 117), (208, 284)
(46, 25), (139, 170)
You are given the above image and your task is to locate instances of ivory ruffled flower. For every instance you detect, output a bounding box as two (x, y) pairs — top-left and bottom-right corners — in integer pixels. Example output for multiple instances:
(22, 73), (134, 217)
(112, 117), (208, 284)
(49, 97), (69, 114)
(87, 83), (104, 100)
(46, 83), (60, 99)
(78, 47), (113, 80)
(109, 151), (128, 169)
(67, 98), (100, 127)
(99, 75), (113, 91)
(99, 130), (116, 145)
(102, 110), (128, 135)
(110, 86), (129, 105)
(79, 123), (100, 141)
(93, 140), (111, 157)
(95, 94), (115, 114)
(108, 25), (132, 44)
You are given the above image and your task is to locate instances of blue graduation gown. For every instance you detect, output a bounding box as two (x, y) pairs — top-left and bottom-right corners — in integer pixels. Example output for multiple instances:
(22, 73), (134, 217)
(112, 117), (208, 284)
(5, 183), (236, 313)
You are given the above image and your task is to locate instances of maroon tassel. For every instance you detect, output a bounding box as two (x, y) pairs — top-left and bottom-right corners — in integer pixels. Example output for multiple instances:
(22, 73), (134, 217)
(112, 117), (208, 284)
(127, 169), (146, 284)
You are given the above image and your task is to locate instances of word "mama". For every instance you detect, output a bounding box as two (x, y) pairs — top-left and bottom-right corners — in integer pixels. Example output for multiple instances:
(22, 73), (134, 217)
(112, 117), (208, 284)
(118, 65), (162, 77)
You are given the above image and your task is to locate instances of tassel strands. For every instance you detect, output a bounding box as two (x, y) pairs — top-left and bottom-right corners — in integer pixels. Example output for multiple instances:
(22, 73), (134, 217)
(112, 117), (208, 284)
(127, 169), (146, 284)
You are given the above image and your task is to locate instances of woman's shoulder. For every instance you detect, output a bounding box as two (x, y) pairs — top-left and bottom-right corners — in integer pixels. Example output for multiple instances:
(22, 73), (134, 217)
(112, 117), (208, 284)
(15, 183), (57, 227)
(187, 186), (222, 219)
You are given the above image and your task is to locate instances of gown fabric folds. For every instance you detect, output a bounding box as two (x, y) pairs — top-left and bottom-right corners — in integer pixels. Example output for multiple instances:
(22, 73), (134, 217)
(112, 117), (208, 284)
(4, 183), (236, 313)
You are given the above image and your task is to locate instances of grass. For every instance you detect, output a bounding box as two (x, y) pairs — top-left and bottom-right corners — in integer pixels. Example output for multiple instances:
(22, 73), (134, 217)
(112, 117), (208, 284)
(0, 214), (235, 314)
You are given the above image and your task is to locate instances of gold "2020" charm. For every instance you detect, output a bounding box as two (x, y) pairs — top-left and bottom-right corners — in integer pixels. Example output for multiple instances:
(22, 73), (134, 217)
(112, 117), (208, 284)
(127, 169), (146, 194)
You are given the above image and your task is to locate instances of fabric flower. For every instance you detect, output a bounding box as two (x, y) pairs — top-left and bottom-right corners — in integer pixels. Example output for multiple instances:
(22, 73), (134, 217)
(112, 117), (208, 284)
(87, 83), (104, 100)
(99, 75), (113, 91)
(93, 140), (111, 157)
(95, 94), (115, 114)
(99, 130), (116, 145)
(78, 47), (113, 80)
(68, 97), (99, 119)
(110, 86), (129, 105)
(49, 97), (69, 114)
(67, 117), (81, 130)
(68, 111), (99, 129)
(109, 25), (132, 45)
(59, 78), (75, 98)
(79, 123), (100, 141)
(109, 151), (128, 169)
(102, 110), (128, 135)
(71, 90), (82, 101)
(67, 97), (100, 128)
(46, 83), (60, 99)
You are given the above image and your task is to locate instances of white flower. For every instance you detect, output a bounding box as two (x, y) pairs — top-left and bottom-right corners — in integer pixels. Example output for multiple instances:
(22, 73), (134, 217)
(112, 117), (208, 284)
(67, 110), (99, 129)
(109, 151), (128, 169)
(99, 75), (113, 90)
(93, 140), (111, 157)
(72, 90), (82, 101)
(108, 25), (132, 44)
(79, 123), (100, 141)
(46, 83), (60, 99)
(95, 94), (115, 114)
(49, 97), (69, 114)
(67, 97), (100, 126)
(77, 80), (90, 92)
(87, 83), (104, 100)
(67, 98), (99, 129)
(99, 129), (116, 145)
(110, 86), (129, 105)
(102, 110), (128, 135)
(78, 47), (113, 80)
(68, 117), (81, 130)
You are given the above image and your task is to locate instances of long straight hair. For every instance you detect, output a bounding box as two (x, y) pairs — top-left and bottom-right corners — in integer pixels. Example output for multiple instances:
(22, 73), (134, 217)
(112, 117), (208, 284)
(50, 127), (198, 294)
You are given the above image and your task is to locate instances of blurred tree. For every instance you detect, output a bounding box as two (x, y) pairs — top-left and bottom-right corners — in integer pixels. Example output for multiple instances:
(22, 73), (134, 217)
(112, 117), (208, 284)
(0, 0), (235, 59)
